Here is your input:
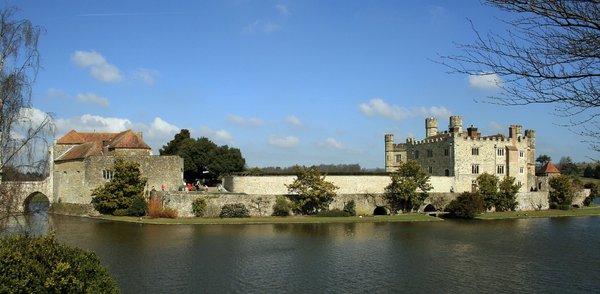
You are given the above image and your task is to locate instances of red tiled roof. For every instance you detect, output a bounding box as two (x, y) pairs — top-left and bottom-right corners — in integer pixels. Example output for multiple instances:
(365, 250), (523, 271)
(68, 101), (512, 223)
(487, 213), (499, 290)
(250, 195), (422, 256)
(539, 162), (561, 174)
(55, 142), (103, 162)
(56, 130), (150, 149)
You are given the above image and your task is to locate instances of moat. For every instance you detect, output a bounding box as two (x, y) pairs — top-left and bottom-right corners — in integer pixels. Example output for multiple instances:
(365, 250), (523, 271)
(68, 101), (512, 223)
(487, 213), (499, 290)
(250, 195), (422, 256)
(22, 210), (600, 293)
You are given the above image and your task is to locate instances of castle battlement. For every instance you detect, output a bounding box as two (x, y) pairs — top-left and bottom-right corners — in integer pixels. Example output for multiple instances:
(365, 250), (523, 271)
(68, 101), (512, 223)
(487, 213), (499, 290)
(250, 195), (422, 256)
(385, 114), (536, 192)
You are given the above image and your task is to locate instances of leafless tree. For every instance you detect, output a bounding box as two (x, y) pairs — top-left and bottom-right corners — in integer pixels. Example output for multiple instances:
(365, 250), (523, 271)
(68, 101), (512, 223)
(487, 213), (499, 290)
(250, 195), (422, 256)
(0, 7), (54, 231)
(439, 0), (600, 149)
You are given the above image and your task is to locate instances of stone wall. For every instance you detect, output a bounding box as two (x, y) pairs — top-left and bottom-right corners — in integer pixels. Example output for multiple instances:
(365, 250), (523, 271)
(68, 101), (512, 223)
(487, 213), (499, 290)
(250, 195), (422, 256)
(54, 155), (183, 204)
(160, 190), (558, 218)
(223, 175), (456, 195)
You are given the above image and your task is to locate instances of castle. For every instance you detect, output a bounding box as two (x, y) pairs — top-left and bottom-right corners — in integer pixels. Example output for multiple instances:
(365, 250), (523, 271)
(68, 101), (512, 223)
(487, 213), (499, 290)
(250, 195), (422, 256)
(385, 116), (536, 193)
(52, 130), (183, 204)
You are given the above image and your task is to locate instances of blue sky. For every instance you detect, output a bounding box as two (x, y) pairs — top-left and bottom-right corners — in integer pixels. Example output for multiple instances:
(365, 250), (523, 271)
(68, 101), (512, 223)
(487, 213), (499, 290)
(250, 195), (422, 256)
(11, 0), (594, 168)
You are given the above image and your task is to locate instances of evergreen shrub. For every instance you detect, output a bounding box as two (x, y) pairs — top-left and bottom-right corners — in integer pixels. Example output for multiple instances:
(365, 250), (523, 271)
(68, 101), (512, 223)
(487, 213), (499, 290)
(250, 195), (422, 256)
(272, 195), (291, 216)
(219, 203), (250, 218)
(192, 197), (207, 217)
(0, 234), (119, 293)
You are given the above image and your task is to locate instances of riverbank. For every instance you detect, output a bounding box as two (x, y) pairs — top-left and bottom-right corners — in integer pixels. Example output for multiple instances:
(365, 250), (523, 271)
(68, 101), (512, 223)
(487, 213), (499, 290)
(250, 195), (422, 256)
(95, 214), (442, 224)
(91, 206), (600, 224)
(476, 206), (600, 220)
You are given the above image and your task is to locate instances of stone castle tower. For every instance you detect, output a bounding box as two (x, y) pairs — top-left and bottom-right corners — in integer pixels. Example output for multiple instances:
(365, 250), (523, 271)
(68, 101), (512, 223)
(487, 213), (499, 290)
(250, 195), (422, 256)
(385, 115), (536, 192)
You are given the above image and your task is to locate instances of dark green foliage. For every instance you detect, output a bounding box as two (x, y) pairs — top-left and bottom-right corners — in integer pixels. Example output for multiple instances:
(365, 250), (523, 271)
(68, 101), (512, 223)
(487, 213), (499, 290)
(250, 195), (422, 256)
(445, 192), (485, 219)
(384, 160), (432, 213)
(583, 183), (599, 206)
(315, 209), (350, 217)
(549, 175), (574, 207)
(159, 129), (190, 155)
(160, 130), (246, 181)
(91, 159), (147, 215)
(536, 155), (551, 167)
(219, 203), (250, 218)
(112, 209), (129, 216)
(557, 156), (578, 175)
(286, 166), (338, 215)
(496, 176), (520, 212)
(0, 234), (119, 293)
(127, 196), (147, 217)
(192, 197), (207, 217)
(272, 195), (291, 216)
(477, 173), (498, 210)
(343, 200), (356, 216)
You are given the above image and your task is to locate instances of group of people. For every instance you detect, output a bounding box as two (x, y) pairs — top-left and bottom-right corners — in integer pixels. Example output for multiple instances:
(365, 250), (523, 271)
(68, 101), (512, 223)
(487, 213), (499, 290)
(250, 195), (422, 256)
(185, 179), (208, 192)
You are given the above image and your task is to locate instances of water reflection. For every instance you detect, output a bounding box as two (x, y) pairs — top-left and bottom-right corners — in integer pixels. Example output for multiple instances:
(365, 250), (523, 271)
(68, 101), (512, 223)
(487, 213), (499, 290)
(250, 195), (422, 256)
(11, 212), (600, 294)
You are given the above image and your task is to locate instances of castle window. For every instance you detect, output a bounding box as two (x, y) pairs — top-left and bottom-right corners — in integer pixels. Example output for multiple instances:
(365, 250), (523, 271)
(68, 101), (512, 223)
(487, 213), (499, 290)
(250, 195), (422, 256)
(497, 165), (505, 175)
(497, 148), (505, 156)
(472, 148), (479, 156)
(395, 154), (402, 163)
(520, 167), (525, 174)
(472, 164), (480, 174)
(415, 150), (419, 159)
(428, 166), (433, 173)
(444, 148), (449, 156)
(427, 149), (433, 157)
(519, 150), (525, 158)
(102, 170), (114, 181)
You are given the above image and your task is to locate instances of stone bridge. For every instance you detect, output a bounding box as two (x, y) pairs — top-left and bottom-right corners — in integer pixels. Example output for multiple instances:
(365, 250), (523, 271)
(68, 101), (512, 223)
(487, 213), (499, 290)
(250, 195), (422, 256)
(4, 178), (53, 212)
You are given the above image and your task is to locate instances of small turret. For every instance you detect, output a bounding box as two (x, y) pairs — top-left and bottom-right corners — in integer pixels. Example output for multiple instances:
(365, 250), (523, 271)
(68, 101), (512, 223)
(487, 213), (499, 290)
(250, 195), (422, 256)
(425, 117), (438, 138)
(449, 116), (462, 133)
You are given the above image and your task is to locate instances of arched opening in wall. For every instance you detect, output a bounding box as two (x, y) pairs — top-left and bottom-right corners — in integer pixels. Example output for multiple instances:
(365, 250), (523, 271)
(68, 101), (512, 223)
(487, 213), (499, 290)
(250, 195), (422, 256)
(373, 206), (388, 216)
(423, 204), (437, 212)
(444, 169), (450, 177)
(572, 204), (580, 209)
(23, 192), (50, 215)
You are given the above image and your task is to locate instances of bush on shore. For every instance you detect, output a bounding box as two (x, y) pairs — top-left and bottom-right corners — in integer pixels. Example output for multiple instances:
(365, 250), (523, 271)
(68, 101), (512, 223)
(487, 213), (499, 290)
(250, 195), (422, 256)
(220, 203), (250, 218)
(0, 234), (120, 293)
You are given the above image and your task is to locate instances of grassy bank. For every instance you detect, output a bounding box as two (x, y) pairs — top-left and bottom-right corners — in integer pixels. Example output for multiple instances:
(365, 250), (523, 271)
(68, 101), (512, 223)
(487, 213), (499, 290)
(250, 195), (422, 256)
(96, 214), (442, 225)
(477, 206), (600, 220)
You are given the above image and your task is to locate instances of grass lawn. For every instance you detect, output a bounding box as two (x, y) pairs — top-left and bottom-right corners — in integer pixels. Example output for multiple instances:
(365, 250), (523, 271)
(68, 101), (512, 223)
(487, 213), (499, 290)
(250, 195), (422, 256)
(477, 206), (600, 220)
(96, 213), (442, 225)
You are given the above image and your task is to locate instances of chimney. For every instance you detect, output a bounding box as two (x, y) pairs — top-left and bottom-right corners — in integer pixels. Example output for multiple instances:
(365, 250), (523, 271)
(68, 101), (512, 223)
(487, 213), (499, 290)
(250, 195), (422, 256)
(467, 125), (480, 139)
(425, 117), (438, 137)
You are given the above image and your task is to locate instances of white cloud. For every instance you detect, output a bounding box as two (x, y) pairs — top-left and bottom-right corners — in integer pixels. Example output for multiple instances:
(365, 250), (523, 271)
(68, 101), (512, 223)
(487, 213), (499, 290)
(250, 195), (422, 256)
(359, 98), (452, 121)
(243, 19), (281, 34)
(276, 4), (290, 16)
(469, 73), (502, 89)
(75, 93), (110, 107)
(268, 135), (299, 148)
(199, 127), (234, 145)
(227, 114), (263, 127)
(488, 121), (504, 134)
(319, 137), (344, 150)
(72, 50), (123, 82)
(147, 117), (179, 140)
(359, 98), (412, 120)
(134, 68), (159, 85)
(285, 115), (303, 127)
(55, 114), (132, 134)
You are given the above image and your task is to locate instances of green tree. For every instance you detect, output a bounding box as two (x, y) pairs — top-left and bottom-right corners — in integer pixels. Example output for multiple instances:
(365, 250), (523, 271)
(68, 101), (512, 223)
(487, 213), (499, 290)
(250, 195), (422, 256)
(191, 197), (207, 217)
(0, 234), (119, 293)
(549, 175), (574, 208)
(91, 159), (147, 215)
(496, 176), (520, 211)
(384, 160), (433, 213)
(477, 173), (499, 210)
(161, 131), (246, 181)
(286, 166), (338, 215)
(536, 155), (552, 167)
(557, 156), (579, 175)
(159, 129), (190, 155)
(584, 165), (594, 178)
(445, 192), (485, 219)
